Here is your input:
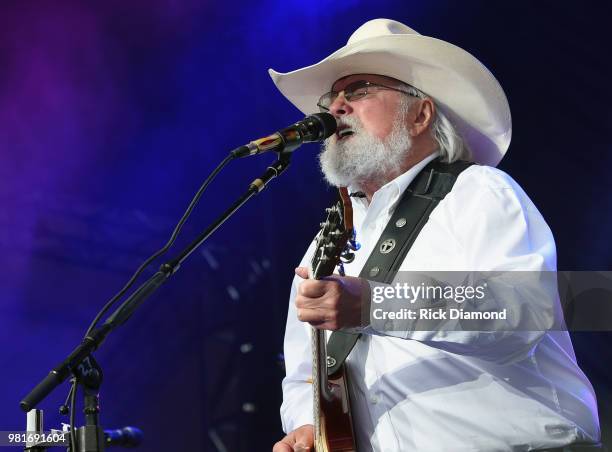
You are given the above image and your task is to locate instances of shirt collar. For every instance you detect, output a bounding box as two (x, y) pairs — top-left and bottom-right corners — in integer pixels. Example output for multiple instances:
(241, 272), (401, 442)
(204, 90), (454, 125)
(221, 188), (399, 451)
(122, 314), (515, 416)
(349, 151), (440, 210)
(391, 151), (440, 199)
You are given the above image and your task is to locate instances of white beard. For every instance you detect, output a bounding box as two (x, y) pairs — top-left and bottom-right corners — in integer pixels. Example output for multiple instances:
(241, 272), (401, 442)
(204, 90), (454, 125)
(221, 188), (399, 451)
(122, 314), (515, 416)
(318, 110), (412, 190)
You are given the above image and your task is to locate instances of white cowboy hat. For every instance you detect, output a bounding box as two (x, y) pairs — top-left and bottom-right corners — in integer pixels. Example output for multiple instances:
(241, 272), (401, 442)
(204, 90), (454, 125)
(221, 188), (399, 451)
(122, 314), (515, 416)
(268, 18), (511, 166)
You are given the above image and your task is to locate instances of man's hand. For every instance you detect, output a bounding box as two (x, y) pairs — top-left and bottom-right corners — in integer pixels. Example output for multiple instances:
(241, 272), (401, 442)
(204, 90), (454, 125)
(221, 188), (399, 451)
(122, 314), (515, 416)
(294, 266), (369, 330)
(272, 424), (314, 451)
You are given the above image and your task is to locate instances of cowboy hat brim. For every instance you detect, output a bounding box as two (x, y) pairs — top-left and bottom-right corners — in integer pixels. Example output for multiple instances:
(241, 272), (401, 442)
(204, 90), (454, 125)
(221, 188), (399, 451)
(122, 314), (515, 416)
(269, 29), (511, 167)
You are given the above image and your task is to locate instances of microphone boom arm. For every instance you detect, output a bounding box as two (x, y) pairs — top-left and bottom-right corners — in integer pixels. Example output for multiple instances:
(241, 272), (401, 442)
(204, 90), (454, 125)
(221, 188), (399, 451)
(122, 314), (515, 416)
(20, 153), (293, 414)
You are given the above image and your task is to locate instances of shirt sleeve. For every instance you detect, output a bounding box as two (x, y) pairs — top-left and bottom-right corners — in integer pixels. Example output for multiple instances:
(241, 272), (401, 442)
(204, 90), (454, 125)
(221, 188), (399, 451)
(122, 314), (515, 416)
(363, 165), (561, 365)
(279, 242), (316, 433)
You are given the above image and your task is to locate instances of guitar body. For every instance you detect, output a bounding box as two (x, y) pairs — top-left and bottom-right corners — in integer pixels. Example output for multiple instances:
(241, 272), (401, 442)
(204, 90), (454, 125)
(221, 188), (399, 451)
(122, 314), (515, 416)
(316, 365), (356, 452)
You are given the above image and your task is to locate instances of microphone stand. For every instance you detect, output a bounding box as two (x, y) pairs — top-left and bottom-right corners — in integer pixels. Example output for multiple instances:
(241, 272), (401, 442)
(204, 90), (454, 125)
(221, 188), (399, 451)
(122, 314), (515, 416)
(20, 153), (293, 451)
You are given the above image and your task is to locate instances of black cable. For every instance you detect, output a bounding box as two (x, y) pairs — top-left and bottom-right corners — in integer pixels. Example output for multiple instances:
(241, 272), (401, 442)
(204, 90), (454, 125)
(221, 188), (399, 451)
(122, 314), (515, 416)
(69, 379), (77, 452)
(57, 153), (234, 450)
(84, 153), (234, 336)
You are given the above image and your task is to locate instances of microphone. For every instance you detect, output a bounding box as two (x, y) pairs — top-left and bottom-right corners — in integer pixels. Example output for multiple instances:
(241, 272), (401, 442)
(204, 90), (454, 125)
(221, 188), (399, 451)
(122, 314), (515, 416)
(104, 426), (143, 448)
(231, 112), (337, 158)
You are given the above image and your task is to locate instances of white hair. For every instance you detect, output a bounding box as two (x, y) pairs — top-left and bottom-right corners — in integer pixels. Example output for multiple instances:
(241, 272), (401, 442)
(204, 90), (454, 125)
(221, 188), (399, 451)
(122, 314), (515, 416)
(401, 84), (472, 163)
(318, 81), (471, 190)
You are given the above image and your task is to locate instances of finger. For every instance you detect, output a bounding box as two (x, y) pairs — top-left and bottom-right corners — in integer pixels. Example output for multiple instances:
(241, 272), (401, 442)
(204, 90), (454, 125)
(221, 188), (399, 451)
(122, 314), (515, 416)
(294, 444), (311, 452)
(272, 435), (294, 452)
(296, 307), (327, 325)
(295, 426), (314, 449)
(295, 291), (327, 309)
(298, 279), (336, 299)
(295, 267), (310, 279)
(312, 319), (340, 331)
(272, 441), (293, 452)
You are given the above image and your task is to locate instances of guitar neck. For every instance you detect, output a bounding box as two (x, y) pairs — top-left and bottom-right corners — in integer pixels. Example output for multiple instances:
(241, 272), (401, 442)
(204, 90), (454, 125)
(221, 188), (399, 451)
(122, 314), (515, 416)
(308, 191), (355, 451)
(308, 266), (332, 442)
(312, 324), (323, 443)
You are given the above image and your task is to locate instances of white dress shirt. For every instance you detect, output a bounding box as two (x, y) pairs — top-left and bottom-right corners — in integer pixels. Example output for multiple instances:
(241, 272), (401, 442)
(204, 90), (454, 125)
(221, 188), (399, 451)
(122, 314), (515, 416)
(280, 155), (600, 451)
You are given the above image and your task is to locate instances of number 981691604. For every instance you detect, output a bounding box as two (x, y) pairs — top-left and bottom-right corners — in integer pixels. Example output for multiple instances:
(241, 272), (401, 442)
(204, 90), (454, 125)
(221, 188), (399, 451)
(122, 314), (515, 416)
(3, 431), (68, 447)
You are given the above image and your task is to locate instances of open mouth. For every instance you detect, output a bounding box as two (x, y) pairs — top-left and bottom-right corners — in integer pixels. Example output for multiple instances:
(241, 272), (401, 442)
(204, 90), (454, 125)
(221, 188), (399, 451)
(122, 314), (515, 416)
(337, 127), (355, 141)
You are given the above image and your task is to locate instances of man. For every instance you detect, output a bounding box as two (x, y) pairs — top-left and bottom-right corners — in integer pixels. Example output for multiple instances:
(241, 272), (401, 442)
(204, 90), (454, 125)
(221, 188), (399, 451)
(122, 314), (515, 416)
(270, 19), (601, 451)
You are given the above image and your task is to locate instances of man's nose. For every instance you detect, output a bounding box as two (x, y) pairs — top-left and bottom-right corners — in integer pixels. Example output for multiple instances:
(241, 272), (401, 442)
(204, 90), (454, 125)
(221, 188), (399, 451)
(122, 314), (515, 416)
(329, 92), (353, 116)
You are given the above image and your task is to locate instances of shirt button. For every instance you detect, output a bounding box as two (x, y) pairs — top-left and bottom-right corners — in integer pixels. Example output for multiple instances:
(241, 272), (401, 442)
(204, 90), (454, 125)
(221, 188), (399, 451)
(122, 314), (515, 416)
(369, 394), (380, 404)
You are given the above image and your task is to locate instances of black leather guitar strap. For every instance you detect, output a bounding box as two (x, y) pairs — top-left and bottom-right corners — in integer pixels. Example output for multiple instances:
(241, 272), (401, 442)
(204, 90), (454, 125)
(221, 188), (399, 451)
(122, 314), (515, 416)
(326, 159), (475, 377)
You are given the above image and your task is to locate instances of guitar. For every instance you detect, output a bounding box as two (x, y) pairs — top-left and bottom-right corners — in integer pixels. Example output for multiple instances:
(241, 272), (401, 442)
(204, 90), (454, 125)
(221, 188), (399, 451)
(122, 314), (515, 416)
(309, 187), (357, 452)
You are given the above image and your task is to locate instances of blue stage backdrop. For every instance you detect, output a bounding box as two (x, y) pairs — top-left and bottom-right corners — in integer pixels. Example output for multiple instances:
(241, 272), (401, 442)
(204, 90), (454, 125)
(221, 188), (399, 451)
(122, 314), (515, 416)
(1, 1), (611, 450)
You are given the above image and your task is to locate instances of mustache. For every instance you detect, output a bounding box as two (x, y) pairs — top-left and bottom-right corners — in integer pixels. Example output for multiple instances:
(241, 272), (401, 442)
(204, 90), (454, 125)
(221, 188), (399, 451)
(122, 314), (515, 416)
(335, 115), (363, 130)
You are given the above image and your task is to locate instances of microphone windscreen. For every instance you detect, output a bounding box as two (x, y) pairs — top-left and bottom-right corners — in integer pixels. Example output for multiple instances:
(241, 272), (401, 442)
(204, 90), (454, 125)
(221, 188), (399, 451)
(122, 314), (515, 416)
(310, 112), (337, 139)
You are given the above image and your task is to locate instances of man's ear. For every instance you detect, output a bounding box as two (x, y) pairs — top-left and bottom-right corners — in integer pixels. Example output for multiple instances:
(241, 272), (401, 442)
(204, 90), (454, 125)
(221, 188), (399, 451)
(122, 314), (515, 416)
(410, 99), (435, 137)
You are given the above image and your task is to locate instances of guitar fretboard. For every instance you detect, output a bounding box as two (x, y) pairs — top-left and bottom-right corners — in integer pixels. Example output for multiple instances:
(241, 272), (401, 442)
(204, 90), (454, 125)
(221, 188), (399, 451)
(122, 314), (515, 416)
(312, 325), (322, 447)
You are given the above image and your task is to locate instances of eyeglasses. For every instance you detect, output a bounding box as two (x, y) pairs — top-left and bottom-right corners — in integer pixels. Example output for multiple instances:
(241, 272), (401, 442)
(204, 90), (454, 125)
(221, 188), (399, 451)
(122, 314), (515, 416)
(317, 80), (420, 112)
